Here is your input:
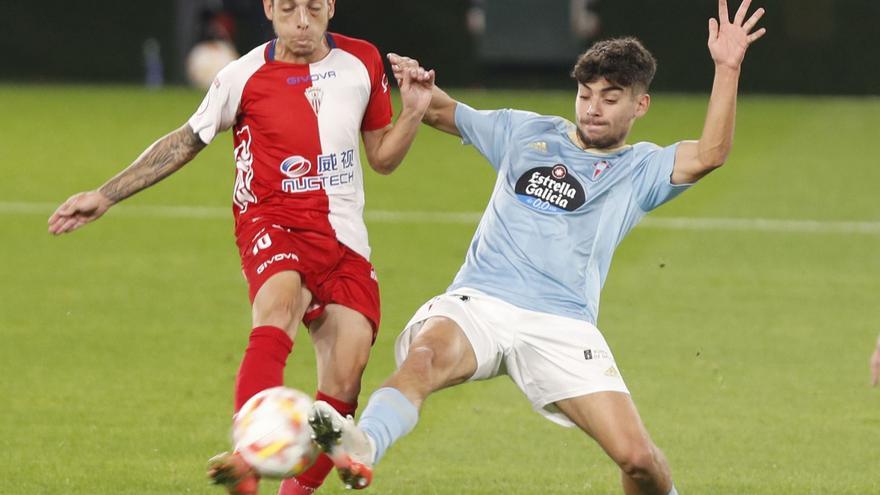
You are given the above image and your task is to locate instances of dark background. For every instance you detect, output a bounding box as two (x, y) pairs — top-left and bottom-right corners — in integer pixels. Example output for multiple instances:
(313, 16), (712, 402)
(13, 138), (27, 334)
(1, 0), (877, 94)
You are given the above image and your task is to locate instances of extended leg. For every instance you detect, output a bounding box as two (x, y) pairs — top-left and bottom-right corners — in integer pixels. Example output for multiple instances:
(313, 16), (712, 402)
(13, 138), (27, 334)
(310, 316), (478, 489)
(210, 271), (311, 495)
(555, 392), (676, 495)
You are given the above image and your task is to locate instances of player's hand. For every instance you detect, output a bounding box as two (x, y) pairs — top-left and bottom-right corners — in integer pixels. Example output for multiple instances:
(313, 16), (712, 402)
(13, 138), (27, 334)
(388, 53), (420, 86)
(387, 53), (435, 116)
(48, 190), (113, 235)
(708, 0), (766, 71)
(871, 341), (880, 387)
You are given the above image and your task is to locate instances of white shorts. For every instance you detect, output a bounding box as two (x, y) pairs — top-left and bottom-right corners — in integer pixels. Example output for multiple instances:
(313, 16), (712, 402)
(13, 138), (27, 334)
(395, 288), (629, 427)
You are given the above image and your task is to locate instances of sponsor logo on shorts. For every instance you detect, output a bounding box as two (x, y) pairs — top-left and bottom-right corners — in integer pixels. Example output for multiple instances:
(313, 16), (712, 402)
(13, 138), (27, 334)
(584, 349), (611, 361)
(514, 164), (586, 213)
(604, 366), (619, 377)
(256, 252), (300, 275)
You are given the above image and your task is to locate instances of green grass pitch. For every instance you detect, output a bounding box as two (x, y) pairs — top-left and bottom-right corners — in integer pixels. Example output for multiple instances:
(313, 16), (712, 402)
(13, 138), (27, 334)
(1, 85), (879, 494)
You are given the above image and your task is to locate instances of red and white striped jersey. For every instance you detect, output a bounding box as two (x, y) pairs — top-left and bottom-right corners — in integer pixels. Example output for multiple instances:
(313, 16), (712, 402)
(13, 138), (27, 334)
(188, 33), (393, 260)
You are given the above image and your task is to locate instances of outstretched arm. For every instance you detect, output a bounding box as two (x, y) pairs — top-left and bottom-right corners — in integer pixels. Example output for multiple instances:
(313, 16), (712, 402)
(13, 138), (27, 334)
(672, 0), (766, 184)
(48, 124), (206, 235)
(361, 56), (435, 175)
(388, 53), (461, 137)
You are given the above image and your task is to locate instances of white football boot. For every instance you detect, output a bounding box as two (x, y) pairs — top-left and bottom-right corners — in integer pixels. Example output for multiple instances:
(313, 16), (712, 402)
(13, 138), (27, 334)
(309, 400), (376, 490)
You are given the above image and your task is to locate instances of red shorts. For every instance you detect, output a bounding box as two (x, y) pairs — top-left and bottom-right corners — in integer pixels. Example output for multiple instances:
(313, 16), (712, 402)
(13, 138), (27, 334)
(237, 222), (380, 334)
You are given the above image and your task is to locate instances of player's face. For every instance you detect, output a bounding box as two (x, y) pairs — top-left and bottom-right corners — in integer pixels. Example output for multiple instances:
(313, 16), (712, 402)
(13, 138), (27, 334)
(264, 0), (335, 62)
(574, 78), (650, 150)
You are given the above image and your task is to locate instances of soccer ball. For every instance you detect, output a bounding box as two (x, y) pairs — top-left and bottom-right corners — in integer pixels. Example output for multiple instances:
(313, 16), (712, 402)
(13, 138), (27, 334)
(185, 40), (238, 89)
(232, 387), (319, 478)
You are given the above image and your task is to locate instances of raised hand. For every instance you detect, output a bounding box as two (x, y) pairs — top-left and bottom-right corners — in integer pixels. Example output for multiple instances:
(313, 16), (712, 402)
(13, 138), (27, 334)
(709, 0), (766, 70)
(48, 190), (113, 235)
(387, 53), (435, 115)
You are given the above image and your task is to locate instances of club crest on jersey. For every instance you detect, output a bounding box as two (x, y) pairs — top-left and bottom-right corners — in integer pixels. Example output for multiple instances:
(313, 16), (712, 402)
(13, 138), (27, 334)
(588, 160), (613, 182)
(514, 164), (586, 214)
(280, 156), (312, 178)
(305, 86), (323, 116)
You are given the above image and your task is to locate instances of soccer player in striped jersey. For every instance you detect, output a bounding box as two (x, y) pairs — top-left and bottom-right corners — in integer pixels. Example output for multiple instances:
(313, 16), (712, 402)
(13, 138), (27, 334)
(308, 1), (765, 494)
(47, 1), (434, 493)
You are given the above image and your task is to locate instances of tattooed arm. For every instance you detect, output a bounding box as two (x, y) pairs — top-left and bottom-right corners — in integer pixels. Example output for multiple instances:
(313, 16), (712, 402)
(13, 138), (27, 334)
(48, 124), (206, 235)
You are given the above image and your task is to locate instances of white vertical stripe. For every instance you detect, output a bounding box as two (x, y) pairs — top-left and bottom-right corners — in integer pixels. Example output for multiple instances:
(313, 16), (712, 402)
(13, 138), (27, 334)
(311, 48), (373, 259)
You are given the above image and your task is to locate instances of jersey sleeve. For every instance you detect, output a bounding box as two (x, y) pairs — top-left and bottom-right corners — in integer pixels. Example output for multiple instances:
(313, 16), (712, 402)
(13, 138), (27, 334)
(188, 68), (239, 145)
(360, 45), (393, 132)
(455, 103), (530, 170)
(630, 142), (693, 211)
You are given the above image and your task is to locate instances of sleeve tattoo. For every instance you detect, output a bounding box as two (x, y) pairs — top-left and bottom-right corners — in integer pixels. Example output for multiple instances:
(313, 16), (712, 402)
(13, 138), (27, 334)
(98, 125), (207, 203)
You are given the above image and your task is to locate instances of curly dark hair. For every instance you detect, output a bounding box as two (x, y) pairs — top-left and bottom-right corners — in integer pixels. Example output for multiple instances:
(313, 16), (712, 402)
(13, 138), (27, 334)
(571, 37), (657, 93)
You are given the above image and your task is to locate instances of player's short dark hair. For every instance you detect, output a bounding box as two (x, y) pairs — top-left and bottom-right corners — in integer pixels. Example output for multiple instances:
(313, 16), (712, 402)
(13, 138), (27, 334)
(571, 37), (657, 93)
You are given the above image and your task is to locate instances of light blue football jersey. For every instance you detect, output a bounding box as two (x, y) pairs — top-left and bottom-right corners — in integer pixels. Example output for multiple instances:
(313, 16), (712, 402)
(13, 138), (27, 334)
(447, 103), (692, 324)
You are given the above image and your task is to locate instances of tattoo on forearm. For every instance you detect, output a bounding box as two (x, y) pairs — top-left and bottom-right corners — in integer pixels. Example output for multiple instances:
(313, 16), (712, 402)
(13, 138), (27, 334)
(99, 126), (206, 203)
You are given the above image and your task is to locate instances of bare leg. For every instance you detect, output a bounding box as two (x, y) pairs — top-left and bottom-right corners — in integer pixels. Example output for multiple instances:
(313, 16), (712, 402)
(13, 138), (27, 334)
(210, 271), (312, 494)
(555, 392), (673, 495)
(308, 304), (375, 403)
(251, 270), (312, 339)
(384, 316), (479, 409)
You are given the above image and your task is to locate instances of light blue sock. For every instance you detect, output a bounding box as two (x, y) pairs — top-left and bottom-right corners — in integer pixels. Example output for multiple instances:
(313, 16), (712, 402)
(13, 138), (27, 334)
(358, 387), (419, 464)
(668, 485), (679, 495)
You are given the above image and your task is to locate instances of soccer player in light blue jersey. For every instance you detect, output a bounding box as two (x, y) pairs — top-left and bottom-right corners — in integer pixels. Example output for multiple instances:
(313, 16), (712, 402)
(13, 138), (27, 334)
(309, 1), (766, 493)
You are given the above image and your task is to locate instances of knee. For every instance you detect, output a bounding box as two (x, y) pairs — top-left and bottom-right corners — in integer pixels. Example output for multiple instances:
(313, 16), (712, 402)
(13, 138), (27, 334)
(403, 346), (437, 378)
(336, 350), (370, 386)
(616, 444), (663, 482)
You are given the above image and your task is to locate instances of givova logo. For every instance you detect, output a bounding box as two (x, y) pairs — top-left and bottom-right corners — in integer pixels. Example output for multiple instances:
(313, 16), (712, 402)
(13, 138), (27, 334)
(514, 164), (585, 213)
(286, 71), (337, 86)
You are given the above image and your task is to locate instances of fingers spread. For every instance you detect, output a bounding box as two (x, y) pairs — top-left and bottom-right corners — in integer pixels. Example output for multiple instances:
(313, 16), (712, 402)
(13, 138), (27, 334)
(742, 7), (765, 32)
(734, 0), (752, 26)
(719, 0), (729, 23)
(747, 27), (767, 43)
(708, 18), (719, 41)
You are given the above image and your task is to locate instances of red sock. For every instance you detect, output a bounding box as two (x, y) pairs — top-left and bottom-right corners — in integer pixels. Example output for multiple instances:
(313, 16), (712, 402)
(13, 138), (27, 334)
(234, 326), (293, 412)
(278, 392), (357, 494)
